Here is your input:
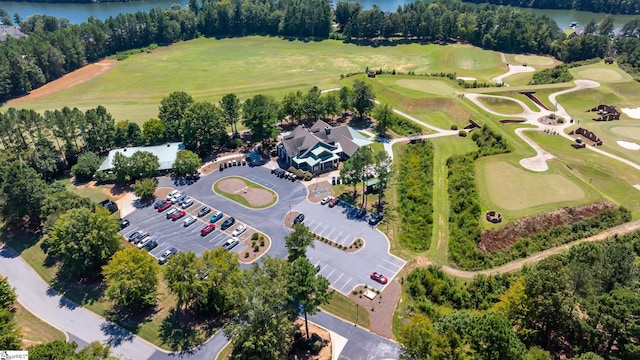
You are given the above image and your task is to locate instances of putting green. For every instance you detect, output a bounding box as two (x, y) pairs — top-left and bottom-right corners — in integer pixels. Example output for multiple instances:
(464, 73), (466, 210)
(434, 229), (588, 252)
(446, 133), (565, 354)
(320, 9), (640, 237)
(513, 54), (555, 66)
(395, 79), (457, 96)
(482, 161), (584, 211)
(576, 68), (623, 82)
(611, 126), (640, 140)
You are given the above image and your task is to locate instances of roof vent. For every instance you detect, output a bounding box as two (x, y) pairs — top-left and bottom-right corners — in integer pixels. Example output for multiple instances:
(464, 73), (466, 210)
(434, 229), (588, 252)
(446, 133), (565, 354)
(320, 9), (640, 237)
(123, 147), (127, 152)
(325, 126), (331, 135)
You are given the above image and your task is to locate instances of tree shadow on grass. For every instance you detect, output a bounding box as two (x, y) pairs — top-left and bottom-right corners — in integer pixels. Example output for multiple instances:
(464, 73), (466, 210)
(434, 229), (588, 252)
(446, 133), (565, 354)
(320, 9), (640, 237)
(159, 307), (226, 353)
(104, 304), (157, 335)
(0, 227), (41, 255)
(50, 271), (105, 309)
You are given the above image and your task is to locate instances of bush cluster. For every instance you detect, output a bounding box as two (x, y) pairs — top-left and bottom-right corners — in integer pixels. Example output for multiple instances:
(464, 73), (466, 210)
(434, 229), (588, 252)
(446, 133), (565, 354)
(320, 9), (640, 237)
(528, 58), (600, 85)
(397, 141), (435, 251)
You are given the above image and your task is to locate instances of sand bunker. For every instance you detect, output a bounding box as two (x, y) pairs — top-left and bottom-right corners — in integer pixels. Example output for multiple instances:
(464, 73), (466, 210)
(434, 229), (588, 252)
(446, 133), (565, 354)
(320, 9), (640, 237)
(457, 77), (477, 81)
(621, 107), (640, 119)
(617, 140), (640, 150)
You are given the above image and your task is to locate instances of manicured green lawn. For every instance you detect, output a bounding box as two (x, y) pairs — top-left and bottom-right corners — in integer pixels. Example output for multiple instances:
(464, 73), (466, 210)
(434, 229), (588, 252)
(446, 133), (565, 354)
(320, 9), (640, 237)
(55, 178), (110, 203)
(3, 37), (504, 125)
(320, 291), (370, 329)
(477, 96), (526, 114)
(14, 302), (67, 346)
(213, 176), (278, 209)
(570, 63), (633, 83)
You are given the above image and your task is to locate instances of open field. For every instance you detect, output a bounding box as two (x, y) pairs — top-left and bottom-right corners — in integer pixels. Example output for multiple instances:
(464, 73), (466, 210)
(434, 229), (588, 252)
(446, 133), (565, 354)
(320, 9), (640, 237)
(394, 79), (458, 96)
(478, 157), (587, 211)
(477, 96), (525, 114)
(2, 37), (505, 125)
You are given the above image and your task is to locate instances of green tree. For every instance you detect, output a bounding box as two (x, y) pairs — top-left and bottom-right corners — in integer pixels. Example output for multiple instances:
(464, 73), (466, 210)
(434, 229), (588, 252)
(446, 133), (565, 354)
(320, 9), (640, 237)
(181, 101), (226, 154)
(71, 152), (102, 183)
(323, 91), (340, 119)
(41, 190), (94, 232)
(242, 94), (280, 143)
(0, 161), (46, 227)
(220, 93), (241, 135)
(103, 247), (159, 312)
(340, 146), (373, 206)
(598, 15), (614, 35)
(113, 120), (130, 147)
(142, 118), (166, 145)
(287, 257), (332, 338)
(29, 340), (119, 360)
(373, 104), (394, 137)
(158, 91), (194, 141)
(0, 276), (16, 310)
(524, 347), (552, 360)
(399, 314), (439, 360)
(83, 106), (115, 152)
(47, 207), (121, 280)
(303, 86), (324, 122)
(133, 178), (158, 202)
(351, 79), (374, 119)
(113, 151), (160, 184)
(339, 86), (352, 117)
(281, 90), (304, 124)
(225, 257), (295, 360)
(27, 137), (63, 181)
(172, 149), (201, 176)
(373, 150), (392, 211)
(285, 222), (315, 261)
(0, 276), (20, 350)
(469, 313), (526, 360)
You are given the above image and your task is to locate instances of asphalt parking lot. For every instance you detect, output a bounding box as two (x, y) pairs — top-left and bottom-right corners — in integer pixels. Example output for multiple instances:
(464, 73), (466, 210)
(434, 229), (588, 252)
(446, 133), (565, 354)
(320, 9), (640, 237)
(119, 196), (256, 260)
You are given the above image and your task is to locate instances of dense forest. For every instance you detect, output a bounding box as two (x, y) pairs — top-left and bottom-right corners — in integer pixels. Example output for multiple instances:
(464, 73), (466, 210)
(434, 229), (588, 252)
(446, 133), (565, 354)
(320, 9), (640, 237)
(2, 0), (640, 103)
(400, 231), (640, 359)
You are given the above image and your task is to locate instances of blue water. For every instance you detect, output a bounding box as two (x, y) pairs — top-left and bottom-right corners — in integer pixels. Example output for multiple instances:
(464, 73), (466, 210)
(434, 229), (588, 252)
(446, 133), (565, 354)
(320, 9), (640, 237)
(0, 0), (638, 28)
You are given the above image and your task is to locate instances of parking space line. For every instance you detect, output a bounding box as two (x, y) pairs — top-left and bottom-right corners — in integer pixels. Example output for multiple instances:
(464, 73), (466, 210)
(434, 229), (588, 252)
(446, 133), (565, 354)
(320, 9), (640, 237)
(338, 277), (353, 293)
(307, 219), (317, 228)
(332, 273), (344, 284)
(325, 269), (336, 278)
(382, 258), (402, 269)
(334, 230), (343, 242)
(342, 233), (352, 245)
(326, 228), (336, 238)
(378, 264), (396, 274)
(319, 225), (329, 235)
(312, 222), (322, 233)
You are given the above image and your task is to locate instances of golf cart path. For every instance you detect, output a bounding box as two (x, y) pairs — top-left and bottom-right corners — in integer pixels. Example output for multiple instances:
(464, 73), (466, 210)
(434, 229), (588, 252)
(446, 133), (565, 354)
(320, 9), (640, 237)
(492, 64), (535, 86)
(436, 218), (640, 279)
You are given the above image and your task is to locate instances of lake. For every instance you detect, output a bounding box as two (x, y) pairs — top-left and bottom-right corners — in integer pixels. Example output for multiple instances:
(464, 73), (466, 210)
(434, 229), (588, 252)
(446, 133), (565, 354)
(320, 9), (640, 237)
(0, 0), (638, 29)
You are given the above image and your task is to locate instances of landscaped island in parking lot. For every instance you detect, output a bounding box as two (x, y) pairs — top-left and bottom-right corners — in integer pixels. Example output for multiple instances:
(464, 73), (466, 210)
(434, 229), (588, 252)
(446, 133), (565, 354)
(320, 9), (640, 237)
(213, 176), (278, 209)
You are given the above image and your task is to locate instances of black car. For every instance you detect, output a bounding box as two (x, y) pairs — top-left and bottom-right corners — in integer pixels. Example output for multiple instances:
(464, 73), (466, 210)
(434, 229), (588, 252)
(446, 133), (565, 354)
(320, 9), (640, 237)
(368, 213), (384, 225)
(293, 213), (305, 224)
(221, 217), (236, 230)
(127, 231), (141, 242)
(355, 208), (367, 218)
(141, 239), (158, 251)
(153, 199), (166, 209)
(198, 206), (211, 217)
(158, 247), (178, 265)
(118, 218), (130, 229)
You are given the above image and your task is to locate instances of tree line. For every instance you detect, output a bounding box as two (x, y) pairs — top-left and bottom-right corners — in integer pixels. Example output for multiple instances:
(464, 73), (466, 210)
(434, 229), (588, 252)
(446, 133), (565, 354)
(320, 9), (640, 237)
(399, 231), (640, 359)
(4, 0), (640, 102)
(464, 0), (640, 14)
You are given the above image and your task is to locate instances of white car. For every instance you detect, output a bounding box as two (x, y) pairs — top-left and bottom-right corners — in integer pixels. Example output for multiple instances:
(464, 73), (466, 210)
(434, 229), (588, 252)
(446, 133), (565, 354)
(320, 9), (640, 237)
(183, 216), (196, 227)
(181, 198), (194, 209)
(166, 189), (179, 200)
(222, 239), (239, 251)
(320, 196), (332, 205)
(232, 224), (247, 237)
(166, 207), (178, 219)
(137, 236), (152, 249)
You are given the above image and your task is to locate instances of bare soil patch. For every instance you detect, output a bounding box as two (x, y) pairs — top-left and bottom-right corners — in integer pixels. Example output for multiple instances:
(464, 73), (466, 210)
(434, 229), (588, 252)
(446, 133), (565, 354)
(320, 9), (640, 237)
(349, 280), (402, 339)
(290, 319), (332, 360)
(479, 200), (617, 253)
(538, 115), (564, 126)
(8, 59), (116, 105)
(216, 178), (275, 207)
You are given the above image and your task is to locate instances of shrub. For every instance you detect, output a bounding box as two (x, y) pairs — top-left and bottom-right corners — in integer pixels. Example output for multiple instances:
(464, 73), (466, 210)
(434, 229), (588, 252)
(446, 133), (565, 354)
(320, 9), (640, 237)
(260, 239), (265, 246)
(311, 340), (323, 354)
(244, 252), (249, 258)
(304, 172), (313, 181)
(252, 232), (259, 240)
(458, 130), (467, 137)
(253, 245), (259, 252)
(557, 118), (564, 123)
(252, 241), (256, 247)
(227, 137), (242, 149)
(450, 124), (458, 130)
(94, 171), (116, 184)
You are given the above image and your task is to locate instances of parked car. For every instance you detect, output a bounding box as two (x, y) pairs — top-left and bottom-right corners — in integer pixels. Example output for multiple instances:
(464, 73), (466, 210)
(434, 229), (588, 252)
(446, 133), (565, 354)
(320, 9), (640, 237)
(293, 213), (305, 224)
(133, 233), (149, 245)
(158, 247), (178, 264)
(201, 223), (216, 236)
(183, 216), (197, 227)
(198, 206), (211, 217)
(118, 218), (130, 229)
(181, 198), (194, 209)
(171, 210), (186, 221)
(320, 197), (332, 205)
(154, 199), (166, 209)
(232, 224), (247, 237)
(370, 272), (388, 284)
(166, 190), (179, 200)
(222, 239), (239, 251)
(157, 201), (172, 212)
(210, 211), (224, 223)
(172, 193), (186, 204)
(127, 231), (142, 242)
(221, 217), (235, 230)
(166, 208), (179, 219)
(141, 239), (158, 251)
(328, 198), (339, 208)
(355, 208), (367, 218)
(137, 236), (153, 249)
(368, 213), (384, 225)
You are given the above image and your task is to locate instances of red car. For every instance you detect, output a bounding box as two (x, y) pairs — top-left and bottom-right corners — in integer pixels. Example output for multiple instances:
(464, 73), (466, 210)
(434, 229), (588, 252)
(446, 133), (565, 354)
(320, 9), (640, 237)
(328, 198), (339, 208)
(201, 224), (216, 236)
(157, 201), (172, 212)
(171, 210), (186, 221)
(370, 272), (388, 284)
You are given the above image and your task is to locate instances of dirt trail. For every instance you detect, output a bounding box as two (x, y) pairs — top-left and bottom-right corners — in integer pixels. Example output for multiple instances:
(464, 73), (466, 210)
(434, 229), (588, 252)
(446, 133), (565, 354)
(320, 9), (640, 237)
(7, 59), (116, 105)
(441, 219), (640, 279)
